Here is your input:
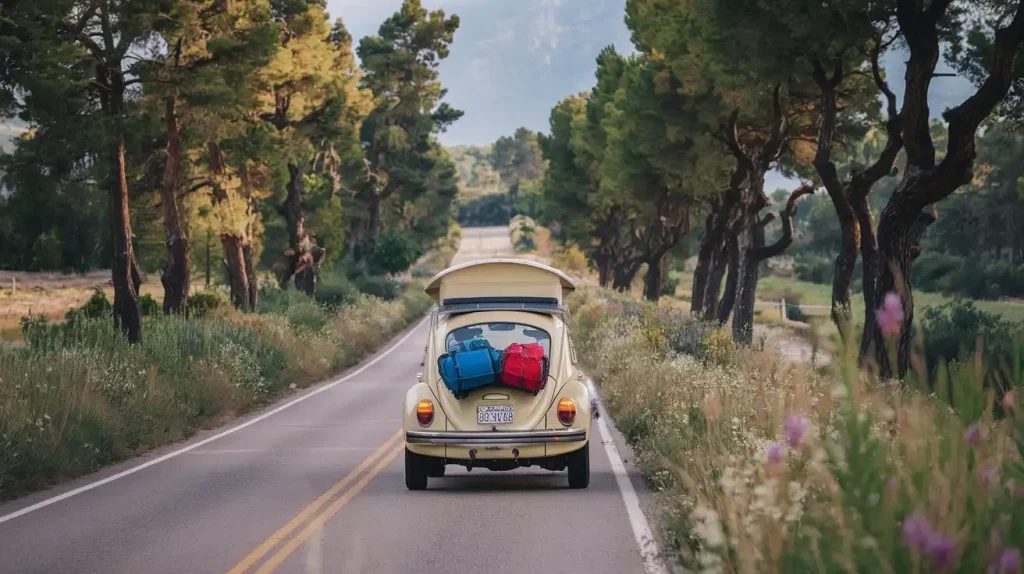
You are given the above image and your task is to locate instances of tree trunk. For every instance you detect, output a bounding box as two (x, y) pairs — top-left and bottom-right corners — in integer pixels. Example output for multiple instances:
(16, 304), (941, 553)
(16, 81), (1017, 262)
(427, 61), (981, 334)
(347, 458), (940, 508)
(283, 163), (305, 251)
(597, 255), (612, 288)
(701, 243), (729, 319)
(716, 231), (740, 324)
(731, 224), (763, 345)
(691, 210), (717, 314)
(221, 234), (250, 310)
(643, 253), (664, 301)
(101, 64), (142, 343)
(243, 239), (258, 311)
(159, 95), (190, 315)
(828, 200), (859, 336)
(859, 201), (934, 378)
(366, 191), (382, 256)
(612, 260), (642, 292)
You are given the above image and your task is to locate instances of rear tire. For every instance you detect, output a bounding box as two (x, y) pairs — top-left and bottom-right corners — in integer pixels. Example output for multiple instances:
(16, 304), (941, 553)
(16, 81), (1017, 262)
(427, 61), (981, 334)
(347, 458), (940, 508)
(567, 442), (590, 489)
(405, 448), (429, 491)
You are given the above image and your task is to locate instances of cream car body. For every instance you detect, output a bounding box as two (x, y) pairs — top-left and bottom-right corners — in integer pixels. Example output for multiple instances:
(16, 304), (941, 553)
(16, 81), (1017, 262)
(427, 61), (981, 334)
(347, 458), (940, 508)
(403, 259), (592, 490)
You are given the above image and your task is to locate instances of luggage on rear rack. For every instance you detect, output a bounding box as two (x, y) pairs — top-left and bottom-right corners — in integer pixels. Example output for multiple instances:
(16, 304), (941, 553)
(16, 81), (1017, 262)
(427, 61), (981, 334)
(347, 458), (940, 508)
(498, 343), (548, 394)
(438, 339), (502, 399)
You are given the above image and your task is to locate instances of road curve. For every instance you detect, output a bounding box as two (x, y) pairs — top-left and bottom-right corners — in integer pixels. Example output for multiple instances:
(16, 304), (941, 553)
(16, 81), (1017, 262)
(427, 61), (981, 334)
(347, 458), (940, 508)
(0, 226), (663, 574)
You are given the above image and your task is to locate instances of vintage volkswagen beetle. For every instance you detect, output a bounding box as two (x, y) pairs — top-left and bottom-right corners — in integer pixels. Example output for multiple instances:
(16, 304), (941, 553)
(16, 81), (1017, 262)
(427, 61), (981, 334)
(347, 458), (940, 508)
(403, 259), (592, 490)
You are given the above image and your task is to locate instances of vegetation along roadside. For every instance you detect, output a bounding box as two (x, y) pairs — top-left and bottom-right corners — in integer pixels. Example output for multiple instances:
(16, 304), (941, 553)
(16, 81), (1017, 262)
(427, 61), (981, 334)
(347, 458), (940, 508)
(569, 287), (1024, 573)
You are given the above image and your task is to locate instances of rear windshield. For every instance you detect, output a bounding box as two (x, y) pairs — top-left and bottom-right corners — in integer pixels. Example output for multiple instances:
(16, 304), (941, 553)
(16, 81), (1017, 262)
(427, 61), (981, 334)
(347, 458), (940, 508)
(445, 322), (551, 357)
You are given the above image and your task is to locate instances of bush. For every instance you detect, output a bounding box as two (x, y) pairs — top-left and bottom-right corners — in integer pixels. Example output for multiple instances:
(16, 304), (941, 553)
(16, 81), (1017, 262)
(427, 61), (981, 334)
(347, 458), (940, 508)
(368, 228), (424, 276)
(139, 294), (159, 317)
(785, 299), (809, 323)
(793, 254), (834, 284)
(699, 328), (735, 366)
(921, 299), (1023, 393)
(284, 301), (329, 332)
(30, 230), (63, 271)
(352, 274), (403, 301)
(68, 288), (113, 321)
(186, 290), (224, 318)
(551, 244), (589, 276)
(315, 272), (357, 308)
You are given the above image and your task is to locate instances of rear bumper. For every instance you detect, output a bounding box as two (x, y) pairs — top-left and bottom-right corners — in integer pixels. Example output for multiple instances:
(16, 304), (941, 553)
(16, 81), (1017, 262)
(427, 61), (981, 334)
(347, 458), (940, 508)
(405, 428), (586, 446)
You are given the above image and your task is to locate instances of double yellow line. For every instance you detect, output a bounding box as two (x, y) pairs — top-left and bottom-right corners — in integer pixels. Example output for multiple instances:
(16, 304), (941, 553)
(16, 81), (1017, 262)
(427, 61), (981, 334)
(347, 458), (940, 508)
(226, 430), (404, 574)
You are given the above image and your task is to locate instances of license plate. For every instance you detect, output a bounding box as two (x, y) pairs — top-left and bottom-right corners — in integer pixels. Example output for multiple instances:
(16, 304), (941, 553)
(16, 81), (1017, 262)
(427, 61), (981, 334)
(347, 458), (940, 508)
(477, 405), (514, 425)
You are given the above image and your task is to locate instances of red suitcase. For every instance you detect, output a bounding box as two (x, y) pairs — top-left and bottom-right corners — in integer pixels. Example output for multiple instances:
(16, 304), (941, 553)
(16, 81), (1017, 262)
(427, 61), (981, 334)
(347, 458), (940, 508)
(499, 343), (548, 393)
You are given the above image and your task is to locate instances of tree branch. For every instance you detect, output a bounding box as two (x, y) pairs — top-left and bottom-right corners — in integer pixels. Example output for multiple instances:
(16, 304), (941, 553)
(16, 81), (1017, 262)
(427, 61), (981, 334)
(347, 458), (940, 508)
(750, 185), (814, 260)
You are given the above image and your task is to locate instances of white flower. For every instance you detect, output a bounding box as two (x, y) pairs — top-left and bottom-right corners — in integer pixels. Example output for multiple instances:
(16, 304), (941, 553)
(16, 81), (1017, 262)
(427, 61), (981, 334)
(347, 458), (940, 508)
(690, 505), (726, 549)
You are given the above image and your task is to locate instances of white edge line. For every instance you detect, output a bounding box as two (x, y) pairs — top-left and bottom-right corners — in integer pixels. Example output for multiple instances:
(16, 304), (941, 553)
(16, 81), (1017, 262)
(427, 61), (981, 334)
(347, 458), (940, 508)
(0, 316), (430, 525)
(588, 378), (670, 574)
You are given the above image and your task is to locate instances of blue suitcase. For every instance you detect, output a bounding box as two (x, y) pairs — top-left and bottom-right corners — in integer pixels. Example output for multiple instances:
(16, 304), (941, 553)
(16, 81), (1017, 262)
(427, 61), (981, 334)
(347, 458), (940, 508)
(439, 342), (502, 399)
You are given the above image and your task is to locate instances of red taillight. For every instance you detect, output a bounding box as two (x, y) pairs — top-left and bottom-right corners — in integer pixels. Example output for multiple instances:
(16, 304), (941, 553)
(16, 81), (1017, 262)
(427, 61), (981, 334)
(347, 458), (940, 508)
(416, 399), (434, 426)
(557, 397), (576, 426)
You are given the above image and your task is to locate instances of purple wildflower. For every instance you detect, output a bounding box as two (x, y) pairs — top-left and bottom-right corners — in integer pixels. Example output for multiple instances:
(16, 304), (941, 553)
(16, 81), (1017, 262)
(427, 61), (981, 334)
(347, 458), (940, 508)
(965, 423), (984, 446)
(764, 442), (784, 468)
(783, 414), (810, 448)
(927, 532), (957, 570)
(903, 512), (932, 551)
(996, 548), (1022, 574)
(876, 292), (904, 337)
(983, 467), (999, 489)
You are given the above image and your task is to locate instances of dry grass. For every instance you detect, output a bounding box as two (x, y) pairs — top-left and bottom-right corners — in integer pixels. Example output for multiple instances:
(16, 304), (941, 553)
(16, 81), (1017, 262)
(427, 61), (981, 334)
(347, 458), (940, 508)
(570, 287), (1024, 573)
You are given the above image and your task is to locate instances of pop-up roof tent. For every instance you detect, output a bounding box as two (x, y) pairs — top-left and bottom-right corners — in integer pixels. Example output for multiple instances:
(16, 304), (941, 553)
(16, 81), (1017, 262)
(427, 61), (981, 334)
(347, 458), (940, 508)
(425, 259), (576, 313)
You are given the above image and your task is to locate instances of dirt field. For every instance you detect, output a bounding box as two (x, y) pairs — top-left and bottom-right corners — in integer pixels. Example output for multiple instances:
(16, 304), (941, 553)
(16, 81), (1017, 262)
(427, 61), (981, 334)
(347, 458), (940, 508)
(0, 270), (164, 342)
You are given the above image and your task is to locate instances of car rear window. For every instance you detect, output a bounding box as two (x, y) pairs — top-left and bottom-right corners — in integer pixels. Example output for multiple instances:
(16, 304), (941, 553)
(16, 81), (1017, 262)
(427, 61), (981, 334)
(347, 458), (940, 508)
(445, 322), (551, 356)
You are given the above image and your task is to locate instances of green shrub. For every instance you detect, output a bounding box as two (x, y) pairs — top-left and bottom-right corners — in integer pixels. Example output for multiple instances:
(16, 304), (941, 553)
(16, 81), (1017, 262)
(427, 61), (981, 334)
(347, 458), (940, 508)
(793, 254), (834, 284)
(139, 294), (159, 316)
(352, 274), (403, 301)
(30, 230), (63, 271)
(186, 290), (224, 318)
(368, 228), (424, 276)
(66, 288), (113, 321)
(284, 301), (329, 332)
(785, 299), (809, 323)
(921, 299), (1023, 393)
(314, 272), (357, 308)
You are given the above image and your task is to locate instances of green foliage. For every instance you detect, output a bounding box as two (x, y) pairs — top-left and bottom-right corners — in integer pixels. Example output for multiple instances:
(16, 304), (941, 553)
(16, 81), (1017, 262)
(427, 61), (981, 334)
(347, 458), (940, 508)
(457, 189), (514, 226)
(921, 299), (1024, 393)
(67, 289), (114, 322)
(352, 274), (403, 301)
(368, 228), (424, 276)
(186, 291), (224, 318)
(314, 272), (358, 308)
(139, 294), (159, 317)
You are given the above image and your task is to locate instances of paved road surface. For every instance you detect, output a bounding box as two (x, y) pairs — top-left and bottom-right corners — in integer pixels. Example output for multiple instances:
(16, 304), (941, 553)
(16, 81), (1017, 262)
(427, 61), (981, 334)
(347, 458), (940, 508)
(0, 226), (665, 574)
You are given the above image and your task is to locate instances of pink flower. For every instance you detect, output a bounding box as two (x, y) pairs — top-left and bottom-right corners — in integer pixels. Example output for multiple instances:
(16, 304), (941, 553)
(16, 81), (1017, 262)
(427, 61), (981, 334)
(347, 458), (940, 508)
(876, 292), (904, 338)
(991, 547), (1022, 574)
(903, 512), (932, 551)
(887, 476), (899, 494)
(965, 423), (984, 446)
(765, 442), (785, 467)
(783, 414), (810, 448)
(983, 467), (999, 488)
(1003, 391), (1016, 411)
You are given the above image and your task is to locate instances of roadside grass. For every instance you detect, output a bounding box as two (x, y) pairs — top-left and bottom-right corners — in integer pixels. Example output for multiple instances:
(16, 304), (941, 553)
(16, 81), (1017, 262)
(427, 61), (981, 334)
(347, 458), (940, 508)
(569, 287), (1024, 573)
(0, 283), (433, 500)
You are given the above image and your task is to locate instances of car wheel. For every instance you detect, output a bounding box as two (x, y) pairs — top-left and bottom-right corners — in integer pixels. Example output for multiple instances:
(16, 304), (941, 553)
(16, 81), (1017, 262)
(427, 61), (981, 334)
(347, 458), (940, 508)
(405, 448), (429, 491)
(567, 442), (590, 489)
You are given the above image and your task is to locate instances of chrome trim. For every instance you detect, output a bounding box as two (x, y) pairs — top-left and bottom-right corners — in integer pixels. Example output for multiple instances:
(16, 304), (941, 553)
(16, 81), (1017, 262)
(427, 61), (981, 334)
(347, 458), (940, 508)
(405, 428), (586, 445)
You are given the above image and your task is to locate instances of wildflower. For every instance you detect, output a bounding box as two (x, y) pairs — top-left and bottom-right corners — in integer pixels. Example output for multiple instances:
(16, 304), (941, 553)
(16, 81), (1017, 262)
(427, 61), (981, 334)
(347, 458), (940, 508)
(964, 423), (984, 446)
(765, 442), (785, 468)
(783, 414), (810, 448)
(991, 547), (1021, 574)
(927, 532), (957, 570)
(983, 467), (999, 489)
(876, 292), (904, 337)
(886, 476), (899, 494)
(902, 512), (932, 551)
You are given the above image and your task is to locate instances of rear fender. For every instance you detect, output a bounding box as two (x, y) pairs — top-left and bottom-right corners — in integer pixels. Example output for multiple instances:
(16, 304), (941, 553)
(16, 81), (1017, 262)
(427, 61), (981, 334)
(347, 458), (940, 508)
(545, 378), (591, 435)
(403, 383), (446, 432)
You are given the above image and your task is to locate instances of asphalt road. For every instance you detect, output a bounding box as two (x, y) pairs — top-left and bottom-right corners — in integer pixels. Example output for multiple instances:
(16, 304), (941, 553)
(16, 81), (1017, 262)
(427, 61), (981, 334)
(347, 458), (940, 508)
(0, 226), (665, 574)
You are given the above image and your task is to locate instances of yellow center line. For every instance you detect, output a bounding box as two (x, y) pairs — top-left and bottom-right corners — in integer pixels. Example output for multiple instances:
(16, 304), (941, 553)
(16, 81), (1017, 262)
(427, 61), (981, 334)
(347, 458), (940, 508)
(225, 430), (403, 574)
(253, 443), (404, 574)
